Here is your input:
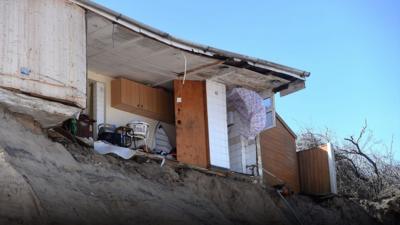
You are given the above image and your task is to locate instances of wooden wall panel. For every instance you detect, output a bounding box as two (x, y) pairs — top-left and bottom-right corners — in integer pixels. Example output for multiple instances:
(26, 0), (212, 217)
(297, 144), (331, 195)
(174, 80), (210, 168)
(0, 0), (86, 108)
(260, 116), (300, 193)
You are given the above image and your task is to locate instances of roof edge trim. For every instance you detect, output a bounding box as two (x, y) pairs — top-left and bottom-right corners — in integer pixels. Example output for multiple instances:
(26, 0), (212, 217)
(276, 113), (297, 139)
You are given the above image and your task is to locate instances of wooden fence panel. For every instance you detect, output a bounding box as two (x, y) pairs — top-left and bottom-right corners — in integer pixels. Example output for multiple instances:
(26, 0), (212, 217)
(297, 144), (333, 195)
(260, 116), (300, 192)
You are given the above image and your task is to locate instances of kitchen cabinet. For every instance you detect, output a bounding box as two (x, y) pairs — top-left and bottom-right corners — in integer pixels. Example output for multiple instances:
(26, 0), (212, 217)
(111, 78), (174, 123)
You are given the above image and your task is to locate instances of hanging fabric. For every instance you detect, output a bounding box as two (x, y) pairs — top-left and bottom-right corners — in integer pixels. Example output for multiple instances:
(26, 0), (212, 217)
(227, 88), (266, 139)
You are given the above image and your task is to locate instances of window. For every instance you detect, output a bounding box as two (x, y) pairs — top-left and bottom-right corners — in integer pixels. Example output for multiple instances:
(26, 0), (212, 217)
(263, 95), (276, 130)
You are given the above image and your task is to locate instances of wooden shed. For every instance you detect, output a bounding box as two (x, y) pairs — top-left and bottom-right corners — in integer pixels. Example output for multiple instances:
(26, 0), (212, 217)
(259, 114), (300, 193)
(297, 143), (337, 195)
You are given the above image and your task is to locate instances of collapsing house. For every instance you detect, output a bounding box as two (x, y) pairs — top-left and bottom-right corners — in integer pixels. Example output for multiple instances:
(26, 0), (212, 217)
(0, 0), (336, 195)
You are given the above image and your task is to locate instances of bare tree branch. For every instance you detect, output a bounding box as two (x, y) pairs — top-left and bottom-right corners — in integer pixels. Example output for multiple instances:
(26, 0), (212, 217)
(297, 121), (399, 199)
(344, 136), (380, 185)
(336, 154), (369, 181)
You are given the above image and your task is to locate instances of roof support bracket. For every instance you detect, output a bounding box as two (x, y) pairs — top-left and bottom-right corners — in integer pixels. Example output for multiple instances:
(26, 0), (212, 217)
(279, 80), (306, 97)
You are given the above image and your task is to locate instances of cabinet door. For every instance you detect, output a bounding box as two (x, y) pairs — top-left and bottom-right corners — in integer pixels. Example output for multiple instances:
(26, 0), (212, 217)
(159, 90), (174, 121)
(111, 78), (140, 110)
(112, 78), (174, 123)
(153, 89), (164, 115)
(154, 89), (164, 114)
(152, 89), (170, 121)
(124, 79), (140, 108)
(139, 84), (158, 112)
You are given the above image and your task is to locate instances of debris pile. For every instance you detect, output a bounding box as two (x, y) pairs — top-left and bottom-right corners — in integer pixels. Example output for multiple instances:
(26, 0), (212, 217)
(359, 186), (400, 225)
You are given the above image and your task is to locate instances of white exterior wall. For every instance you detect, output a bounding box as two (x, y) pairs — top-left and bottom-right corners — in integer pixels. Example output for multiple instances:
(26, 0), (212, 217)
(93, 81), (105, 137)
(244, 140), (257, 174)
(228, 113), (244, 172)
(327, 143), (338, 194)
(228, 110), (258, 174)
(229, 142), (244, 172)
(206, 80), (230, 168)
(0, 0), (86, 108)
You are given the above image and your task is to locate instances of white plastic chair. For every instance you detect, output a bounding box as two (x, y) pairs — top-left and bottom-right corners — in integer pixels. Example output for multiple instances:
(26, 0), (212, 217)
(126, 121), (150, 150)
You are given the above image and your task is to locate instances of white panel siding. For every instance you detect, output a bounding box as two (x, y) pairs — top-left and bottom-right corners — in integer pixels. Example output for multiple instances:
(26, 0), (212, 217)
(327, 143), (338, 194)
(228, 142), (243, 172)
(0, 0), (86, 108)
(93, 81), (105, 137)
(206, 80), (230, 168)
(244, 142), (257, 174)
(228, 111), (244, 173)
(228, 110), (258, 174)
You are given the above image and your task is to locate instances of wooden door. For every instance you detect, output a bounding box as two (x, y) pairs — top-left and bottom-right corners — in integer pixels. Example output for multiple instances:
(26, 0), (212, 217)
(174, 80), (210, 168)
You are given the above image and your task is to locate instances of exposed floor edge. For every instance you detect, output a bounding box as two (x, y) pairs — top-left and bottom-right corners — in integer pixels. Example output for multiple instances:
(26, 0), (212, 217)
(0, 87), (80, 128)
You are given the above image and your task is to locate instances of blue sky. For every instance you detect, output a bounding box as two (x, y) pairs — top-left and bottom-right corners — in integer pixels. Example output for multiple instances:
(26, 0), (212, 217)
(93, 0), (400, 158)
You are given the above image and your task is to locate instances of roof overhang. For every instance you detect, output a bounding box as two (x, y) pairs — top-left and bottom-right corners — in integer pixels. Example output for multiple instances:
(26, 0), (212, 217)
(71, 0), (310, 96)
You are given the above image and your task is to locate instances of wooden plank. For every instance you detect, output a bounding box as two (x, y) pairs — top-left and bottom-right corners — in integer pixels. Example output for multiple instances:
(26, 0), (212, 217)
(297, 144), (331, 195)
(174, 80), (210, 168)
(0, 0), (86, 108)
(259, 116), (300, 192)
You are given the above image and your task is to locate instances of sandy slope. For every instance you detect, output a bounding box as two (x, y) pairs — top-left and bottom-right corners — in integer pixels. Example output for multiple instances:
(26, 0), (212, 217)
(0, 107), (289, 225)
(0, 106), (382, 225)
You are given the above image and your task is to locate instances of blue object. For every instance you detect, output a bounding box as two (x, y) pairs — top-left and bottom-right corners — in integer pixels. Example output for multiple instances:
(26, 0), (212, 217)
(20, 67), (31, 76)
